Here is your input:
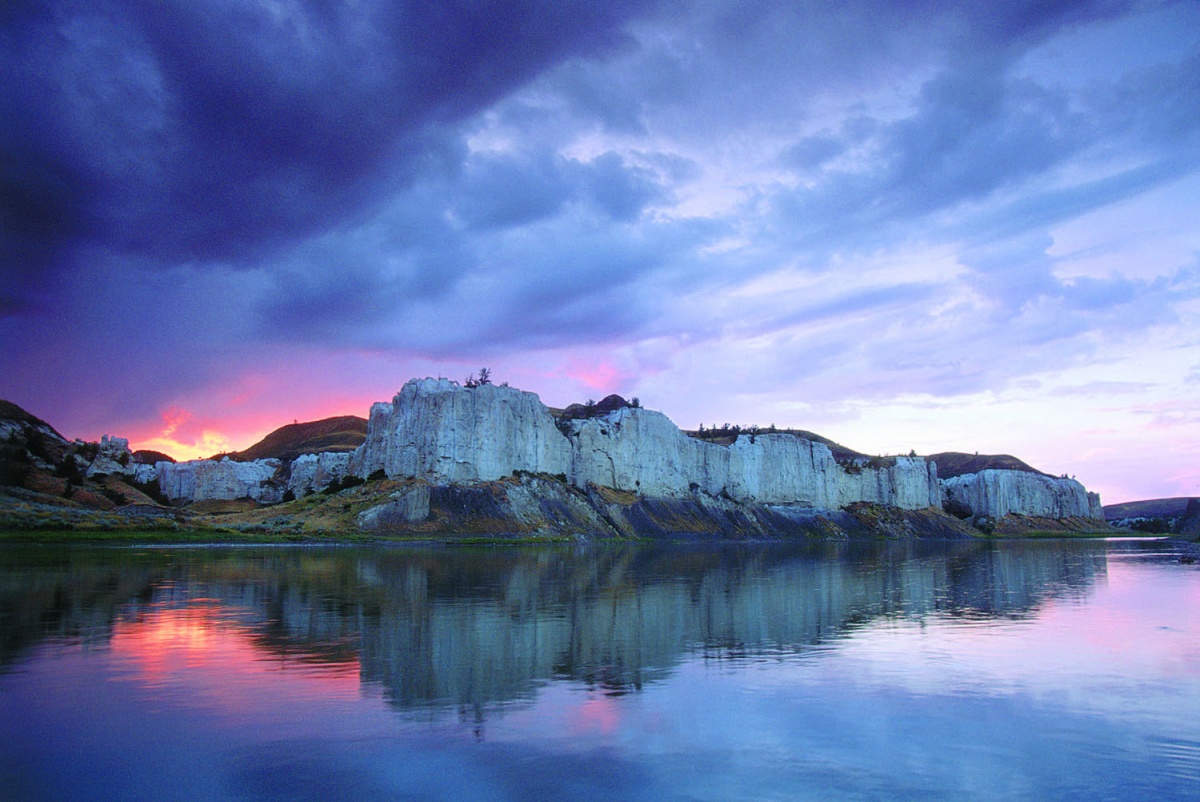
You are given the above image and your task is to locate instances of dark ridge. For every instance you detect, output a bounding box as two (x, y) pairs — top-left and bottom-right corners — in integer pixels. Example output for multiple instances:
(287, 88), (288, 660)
(684, 424), (867, 461)
(217, 416), (368, 462)
(133, 449), (175, 465)
(556, 394), (635, 420)
(928, 452), (1045, 479)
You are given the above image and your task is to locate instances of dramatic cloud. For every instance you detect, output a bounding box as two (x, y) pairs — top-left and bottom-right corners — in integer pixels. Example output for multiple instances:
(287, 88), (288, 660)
(3, 0), (1198, 502)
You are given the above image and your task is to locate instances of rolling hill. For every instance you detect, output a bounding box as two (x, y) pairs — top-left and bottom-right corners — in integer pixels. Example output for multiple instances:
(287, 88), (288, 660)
(218, 416), (368, 462)
(926, 452), (1045, 479)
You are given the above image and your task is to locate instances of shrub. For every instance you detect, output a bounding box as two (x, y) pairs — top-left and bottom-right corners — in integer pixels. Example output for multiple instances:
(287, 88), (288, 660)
(100, 486), (127, 506)
(322, 474), (366, 495)
(56, 458), (84, 484)
(127, 477), (169, 506)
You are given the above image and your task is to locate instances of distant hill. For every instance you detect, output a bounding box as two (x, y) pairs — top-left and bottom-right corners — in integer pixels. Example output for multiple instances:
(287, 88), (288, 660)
(1103, 497), (1197, 521)
(788, 430), (866, 462)
(684, 424), (870, 461)
(927, 452), (1045, 479)
(133, 449), (175, 465)
(218, 416), (367, 462)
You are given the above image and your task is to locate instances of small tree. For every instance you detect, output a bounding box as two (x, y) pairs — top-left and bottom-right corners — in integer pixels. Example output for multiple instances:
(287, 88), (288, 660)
(464, 367), (494, 388)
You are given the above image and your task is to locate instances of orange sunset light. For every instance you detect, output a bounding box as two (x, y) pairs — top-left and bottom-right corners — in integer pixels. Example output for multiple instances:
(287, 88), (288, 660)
(109, 601), (362, 709)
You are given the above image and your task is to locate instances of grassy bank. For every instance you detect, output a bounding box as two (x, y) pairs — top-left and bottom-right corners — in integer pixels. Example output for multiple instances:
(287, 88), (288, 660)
(986, 529), (1156, 539)
(0, 527), (582, 547)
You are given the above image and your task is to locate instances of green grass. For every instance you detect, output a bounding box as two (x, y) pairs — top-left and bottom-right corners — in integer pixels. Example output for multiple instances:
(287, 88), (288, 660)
(0, 528), (579, 547)
(988, 529), (1154, 539)
(450, 535), (575, 546)
(0, 527), (331, 545)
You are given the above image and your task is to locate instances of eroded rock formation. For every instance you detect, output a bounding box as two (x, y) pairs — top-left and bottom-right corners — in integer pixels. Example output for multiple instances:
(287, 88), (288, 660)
(941, 469), (1102, 522)
(351, 379), (942, 511)
(350, 379), (572, 483)
(287, 452), (352, 496)
(156, 457), (284, 505)
(12, 379), (1104, 531)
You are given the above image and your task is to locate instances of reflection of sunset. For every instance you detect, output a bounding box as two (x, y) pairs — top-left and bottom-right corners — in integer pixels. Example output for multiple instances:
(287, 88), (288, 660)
(114, 603), (220, 683)
(571, 695), (622, 736)
(109, 602), (362, 714)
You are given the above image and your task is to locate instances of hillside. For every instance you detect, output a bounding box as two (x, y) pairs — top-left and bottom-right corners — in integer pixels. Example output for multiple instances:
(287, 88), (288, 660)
(687, 425), (868, 460)
(1102, 497), (1197, 520)
(928, 452), (1045, 479)
(218, 416), (367, 462)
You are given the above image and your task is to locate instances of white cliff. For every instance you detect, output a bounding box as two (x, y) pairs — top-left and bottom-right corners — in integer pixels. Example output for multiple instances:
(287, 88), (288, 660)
(349, 378), (572, 483)
(106, 378), (1100, 523)
(566, 407), (940, 509)
(567, 407), (712, 496)
(287, 452), (351, 496)
(941, 470), (1102, 521)
(86, 435), (134, 477)
(156, 457), (283, 504)
(352, 379), (942, 512)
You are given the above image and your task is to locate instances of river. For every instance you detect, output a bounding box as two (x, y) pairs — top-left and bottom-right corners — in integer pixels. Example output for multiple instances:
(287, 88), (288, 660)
(1, 538), (1197, 800)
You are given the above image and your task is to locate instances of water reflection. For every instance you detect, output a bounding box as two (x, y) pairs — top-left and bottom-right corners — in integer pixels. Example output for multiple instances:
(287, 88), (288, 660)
(0, 540), (1109, 712)
(2, 538), (1197, 801)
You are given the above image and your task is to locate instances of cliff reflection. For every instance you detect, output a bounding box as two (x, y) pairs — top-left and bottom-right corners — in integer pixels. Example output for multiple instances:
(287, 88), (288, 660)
(0, 540), (1108, 713)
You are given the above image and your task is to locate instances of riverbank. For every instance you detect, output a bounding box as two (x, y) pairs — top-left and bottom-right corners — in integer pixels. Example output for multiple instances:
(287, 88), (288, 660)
(0, 481), (1134, 546)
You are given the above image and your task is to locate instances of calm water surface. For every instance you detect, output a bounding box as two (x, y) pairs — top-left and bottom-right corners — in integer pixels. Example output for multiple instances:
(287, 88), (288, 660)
(1, 538), (1197, 800)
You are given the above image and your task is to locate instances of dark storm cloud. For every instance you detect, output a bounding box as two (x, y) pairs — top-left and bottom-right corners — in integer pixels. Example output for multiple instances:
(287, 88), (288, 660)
(768, 62), (1090, 253)
(0, 0), (651, 310)
(252, 143), (685, 350)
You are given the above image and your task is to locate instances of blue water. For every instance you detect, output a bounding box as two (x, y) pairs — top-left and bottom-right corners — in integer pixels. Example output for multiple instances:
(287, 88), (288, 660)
(1, 539), (1197, 800)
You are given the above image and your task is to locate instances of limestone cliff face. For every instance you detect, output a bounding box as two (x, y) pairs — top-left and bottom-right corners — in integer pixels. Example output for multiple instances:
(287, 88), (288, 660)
(86, 435), (134, 477)
(352, 379), (942, 511)
(124, 378), (1098, 524)
(941, 469), (1102, 521)
(567, 407), (713, 497)
(566, 409), (941, 509)
(349, 378), (572, 483)
(287, 452), (350, 495)
(156, 458), (283, 504)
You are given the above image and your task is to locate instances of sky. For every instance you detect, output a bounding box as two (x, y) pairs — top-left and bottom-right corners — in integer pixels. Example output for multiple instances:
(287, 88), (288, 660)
(2, 0), (1198, 505)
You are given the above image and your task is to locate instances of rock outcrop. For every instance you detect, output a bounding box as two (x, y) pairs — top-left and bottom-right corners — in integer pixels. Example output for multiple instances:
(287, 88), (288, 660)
(349, 379), (573, 483)
(565, 407), (941, 509)
(349, 474), (976, 541)
(287, 452), (351, 496)
(156, 457), (284, 505)
(941, 470), (1102, 522)
(86, 435), (134, 477)
(351, 380), (942, 512)
(4, 380), (1105, 534)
